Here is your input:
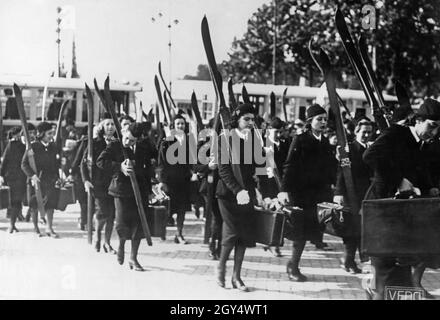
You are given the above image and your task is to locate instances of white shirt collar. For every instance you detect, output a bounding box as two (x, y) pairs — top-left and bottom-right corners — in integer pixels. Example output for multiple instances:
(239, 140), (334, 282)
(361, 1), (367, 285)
(235, 128), (249, 140)
(409, 126), (421, 143)
(312, 132), (322, 141)
(41, 141), (50, 148)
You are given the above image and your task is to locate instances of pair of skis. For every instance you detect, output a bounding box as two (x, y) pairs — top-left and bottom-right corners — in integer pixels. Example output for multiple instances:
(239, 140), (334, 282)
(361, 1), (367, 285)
(335, 8), (389, 130)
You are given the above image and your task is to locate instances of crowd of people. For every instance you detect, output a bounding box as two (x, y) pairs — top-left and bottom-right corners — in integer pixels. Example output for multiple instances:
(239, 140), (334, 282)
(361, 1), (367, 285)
(1, 96), (440, 300)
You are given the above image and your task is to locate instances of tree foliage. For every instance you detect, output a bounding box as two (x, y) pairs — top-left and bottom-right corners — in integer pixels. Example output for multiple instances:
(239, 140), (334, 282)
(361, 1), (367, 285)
(221, 0), (440, 98)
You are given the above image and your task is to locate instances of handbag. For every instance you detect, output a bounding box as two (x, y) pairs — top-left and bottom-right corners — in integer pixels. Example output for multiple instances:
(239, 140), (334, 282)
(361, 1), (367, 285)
(0, 186), (11, 210)
(317, 202), (352, 238)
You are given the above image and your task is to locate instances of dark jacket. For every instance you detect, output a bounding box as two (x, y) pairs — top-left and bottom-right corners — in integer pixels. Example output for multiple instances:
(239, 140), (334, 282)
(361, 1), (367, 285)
(216, 130), (264, 202)
(1, 140), (26, 183)
(21, 140), (59, 185)
(96, 140), (155, 198)
(1, 140), (27, 201)
(281, 131), (336, 205)
(334, 140), (373, 206)
(363, 125), (433, 199)
(80, 137), (114, 198)
(193, 137), (219, 195)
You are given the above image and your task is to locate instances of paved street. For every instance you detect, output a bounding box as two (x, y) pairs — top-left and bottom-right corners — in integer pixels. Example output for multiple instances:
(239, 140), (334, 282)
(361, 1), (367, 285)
(0, 203), (439, 300)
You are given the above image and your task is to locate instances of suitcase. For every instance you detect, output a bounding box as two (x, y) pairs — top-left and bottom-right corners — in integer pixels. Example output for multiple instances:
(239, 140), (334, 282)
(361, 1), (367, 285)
(317, 202), (353, 238)
(147, 204), (169, 238)
(253, 207), (286, 247)
(0, 186), (11, 210)
(56, 184), (76, 211)
(361, 198), (440, 257)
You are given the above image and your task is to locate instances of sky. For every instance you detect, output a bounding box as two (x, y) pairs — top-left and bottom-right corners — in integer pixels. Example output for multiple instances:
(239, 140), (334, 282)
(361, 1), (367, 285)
(0, 0), (270, 105)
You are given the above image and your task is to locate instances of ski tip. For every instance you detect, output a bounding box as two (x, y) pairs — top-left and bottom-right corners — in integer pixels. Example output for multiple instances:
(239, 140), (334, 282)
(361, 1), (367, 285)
(283, 87), (288, 95)
(158, 61), (162, 70)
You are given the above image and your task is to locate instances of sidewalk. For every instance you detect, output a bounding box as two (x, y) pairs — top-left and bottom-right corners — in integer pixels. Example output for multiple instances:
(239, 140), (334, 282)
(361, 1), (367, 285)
(0, 204), (439, 299)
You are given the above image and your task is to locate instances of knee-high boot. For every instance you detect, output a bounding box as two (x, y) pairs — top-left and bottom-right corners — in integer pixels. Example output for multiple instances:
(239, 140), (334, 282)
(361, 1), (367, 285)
(287, 240), (307, 282)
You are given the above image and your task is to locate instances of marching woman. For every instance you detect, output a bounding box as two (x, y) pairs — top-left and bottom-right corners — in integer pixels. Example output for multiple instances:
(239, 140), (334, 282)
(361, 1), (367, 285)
(96, 122), (155, 271)
(81, 118), (117, 253)
(278, 104), (336, 282)
(0, 127), (27, 233)
(363, 99), (440, 300)
(215, 103), (265, 292)
(21, 122), (60, 237)
(157, 113), (193, 244)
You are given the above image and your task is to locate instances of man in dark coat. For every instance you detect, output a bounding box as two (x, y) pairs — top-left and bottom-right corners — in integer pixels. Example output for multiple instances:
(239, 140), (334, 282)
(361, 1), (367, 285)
(362, 98), (440, 300)
(334, 120), (374, 273)
(21, 122), (60, 237)
(96, 122), (156, 271)
(0, 127), (27, 232)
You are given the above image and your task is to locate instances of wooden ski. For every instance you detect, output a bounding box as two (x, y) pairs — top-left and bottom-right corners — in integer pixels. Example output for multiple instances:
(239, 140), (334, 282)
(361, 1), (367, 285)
(228, 78), (238, 112)
(13, 84), (46, 232)
(154, 75), (171, 125)
(54, 99), (71, 152)
(308, 39), (353, 120)
(270, 92), (276, 119)
(85, 83), (94, 245)
(282, 88), (288, 122)
(101, 77), (152, 246)
(335, 8), (388, 129)
(316, 49), (360, 215)
(158, 61), (178, 112)
(191, 91), (204, 132)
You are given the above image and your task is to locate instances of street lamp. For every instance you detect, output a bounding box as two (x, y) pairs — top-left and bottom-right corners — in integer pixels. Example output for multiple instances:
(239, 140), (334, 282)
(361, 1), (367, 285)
(56, 7), (62, 77)
(151, 12), (179, 94)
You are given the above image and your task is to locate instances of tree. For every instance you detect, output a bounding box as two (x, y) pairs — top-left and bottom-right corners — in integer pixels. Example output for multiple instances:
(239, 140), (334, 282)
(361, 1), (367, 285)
(183, 64), (226, 81)
(222, 0), (440, 98)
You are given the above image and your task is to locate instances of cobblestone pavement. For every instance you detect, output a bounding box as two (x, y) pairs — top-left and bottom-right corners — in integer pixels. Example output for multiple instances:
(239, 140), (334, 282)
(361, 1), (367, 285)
(0, 204), (439, 300)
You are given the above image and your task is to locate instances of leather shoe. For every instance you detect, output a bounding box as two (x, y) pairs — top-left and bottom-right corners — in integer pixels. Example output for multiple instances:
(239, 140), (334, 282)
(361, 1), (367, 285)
(103, 243), (117, 255)
(231, 278), (249, 292)
(341, 264), (362, 274)
(215, 266), (226, 288)
(287, 264), (307, 282)
(129, 260), (145, 271)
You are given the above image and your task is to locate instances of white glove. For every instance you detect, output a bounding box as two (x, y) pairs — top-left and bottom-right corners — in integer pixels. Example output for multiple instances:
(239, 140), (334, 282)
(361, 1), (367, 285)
(121, 159), (134, 177)
(333, 195), (344, 206)
(277, 192), (289, 205)
(31, 174), (40, 188)
(84, 180), (94, 193)
(398, 178), (414, 194)
(236, 190), (250, 205)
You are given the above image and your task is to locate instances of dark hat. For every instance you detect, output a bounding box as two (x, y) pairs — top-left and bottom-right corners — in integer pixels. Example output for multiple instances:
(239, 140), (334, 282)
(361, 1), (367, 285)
(306, 104), (326, 119)
(417, 98), (440, 121)
(233, 103), (255, 118)
(102, 112), (112, 120)
(270, 117), (285, 129)
(8, 126), (22, 139)
(173, 113), (186, 122)
(127, 122), (144, 139)
(37, 121), (53, 134)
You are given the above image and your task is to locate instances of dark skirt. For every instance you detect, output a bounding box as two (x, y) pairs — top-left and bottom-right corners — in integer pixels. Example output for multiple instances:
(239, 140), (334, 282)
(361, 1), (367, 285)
(95, 195), (115, 222)
(217, 198), (255, 248)
(29, 181), (58, 210)
(114, 197), (145, 240)
(5, 179), (26, 203)
(168, 183), (191, 213)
